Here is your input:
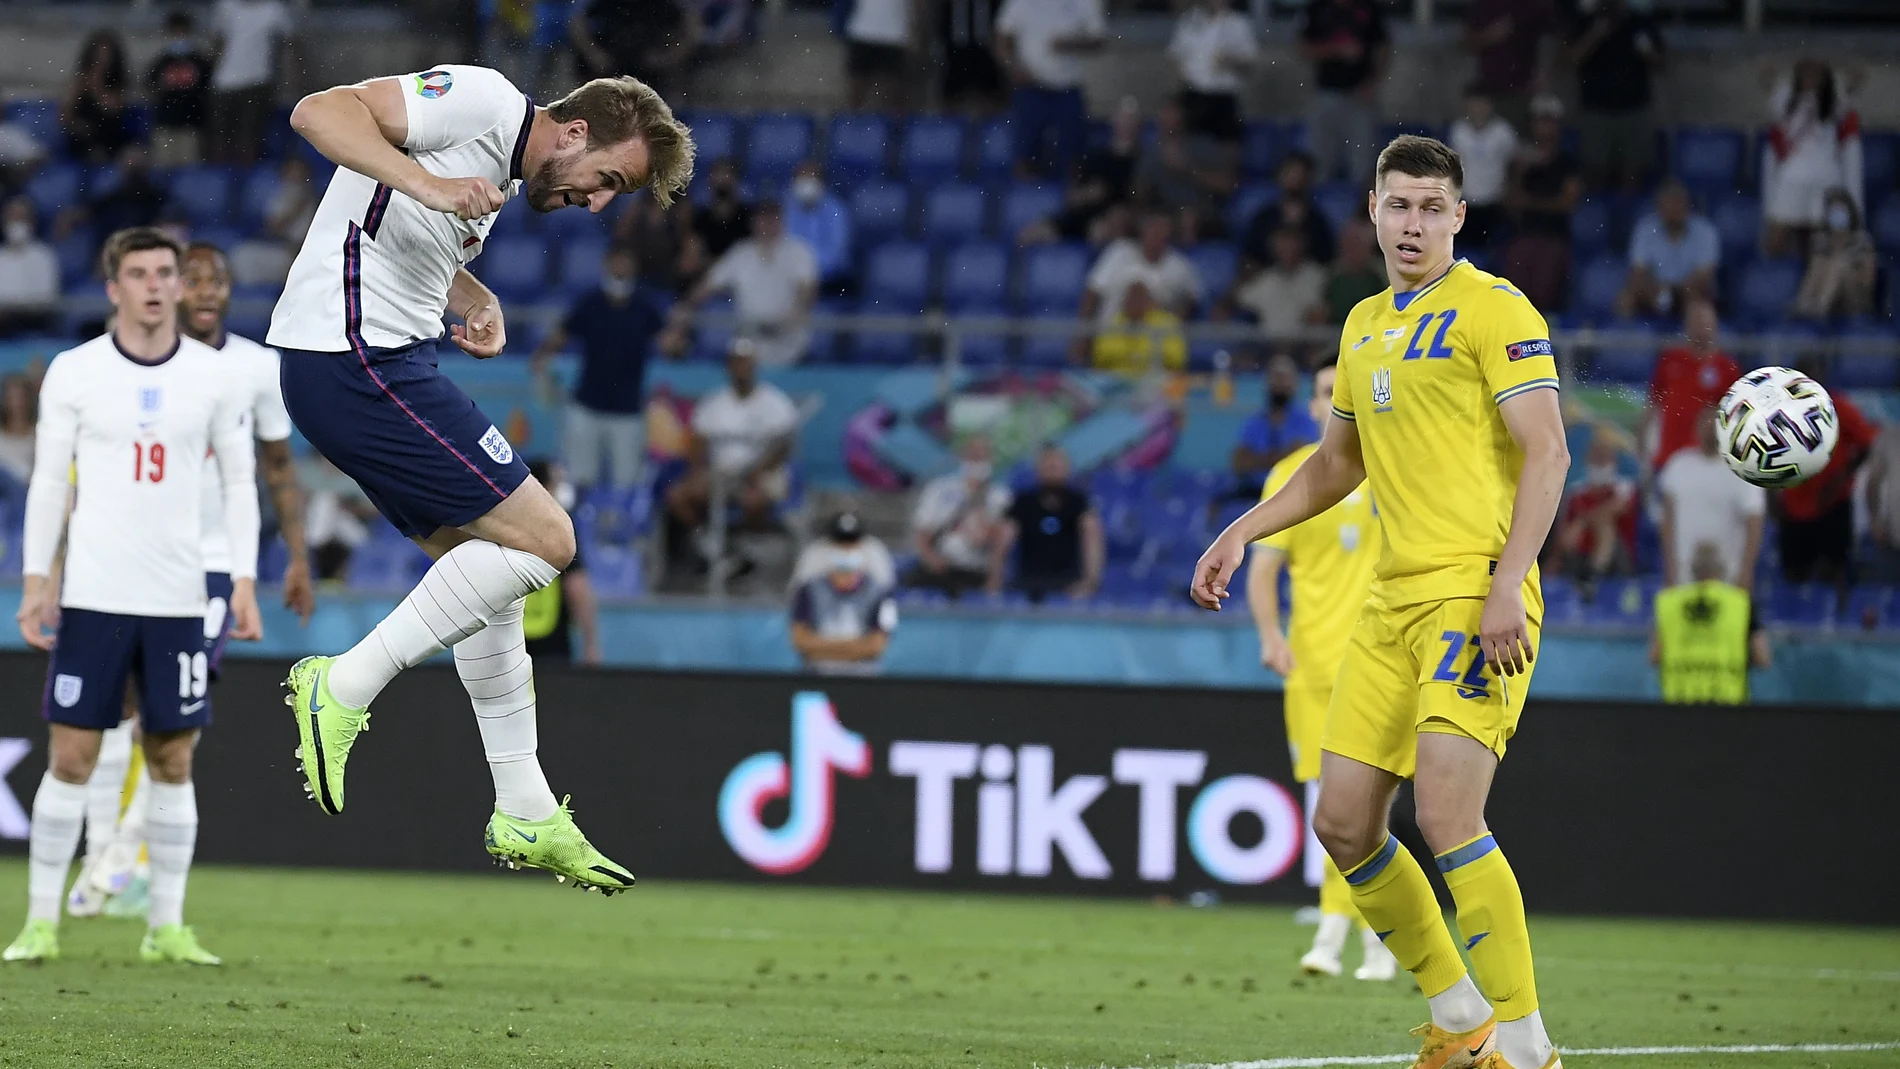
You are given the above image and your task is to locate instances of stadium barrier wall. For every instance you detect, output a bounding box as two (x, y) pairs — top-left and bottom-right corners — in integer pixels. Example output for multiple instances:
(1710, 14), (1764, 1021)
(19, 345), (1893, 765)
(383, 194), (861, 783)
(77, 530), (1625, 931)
(1, 655), (1893, 925)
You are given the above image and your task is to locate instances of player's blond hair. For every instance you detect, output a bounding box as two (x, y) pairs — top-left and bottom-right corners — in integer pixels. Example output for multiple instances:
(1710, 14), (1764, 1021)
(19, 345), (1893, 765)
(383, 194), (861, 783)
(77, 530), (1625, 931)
(1376, 135), (1464, 193)
(99, 226), (185, 280)
(547, 76), (695, 208)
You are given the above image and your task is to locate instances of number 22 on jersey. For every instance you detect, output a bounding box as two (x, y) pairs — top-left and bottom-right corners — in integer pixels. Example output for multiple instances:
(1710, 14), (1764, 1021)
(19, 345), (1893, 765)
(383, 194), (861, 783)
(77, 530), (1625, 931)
(133, 441), (166, 483)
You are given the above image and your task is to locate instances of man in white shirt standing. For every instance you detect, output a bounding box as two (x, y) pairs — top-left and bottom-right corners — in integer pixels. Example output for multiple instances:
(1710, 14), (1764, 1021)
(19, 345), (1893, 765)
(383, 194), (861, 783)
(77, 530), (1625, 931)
(66, 240), (318, 921)
(4, 227), (262, 966)
(995, 0), (1106, 178)
(905, 435), (1011, 597)
(672, 200), (818, 366)
(1658, 408), (1766, 589)
(267, 65), (693, 894)
(1447, 84), (1517, 249)
(209, 0), (295, 164)
(1081, 209), (1205, 323)
(1169, 0), (1257, 142)
(844, 0), (919, 110)
(0, 197), (60, 337)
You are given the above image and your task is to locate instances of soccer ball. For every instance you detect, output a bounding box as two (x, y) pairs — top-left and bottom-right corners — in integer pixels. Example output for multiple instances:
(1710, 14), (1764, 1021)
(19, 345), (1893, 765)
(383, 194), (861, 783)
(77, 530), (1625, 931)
(1713, 367), (1839, 488)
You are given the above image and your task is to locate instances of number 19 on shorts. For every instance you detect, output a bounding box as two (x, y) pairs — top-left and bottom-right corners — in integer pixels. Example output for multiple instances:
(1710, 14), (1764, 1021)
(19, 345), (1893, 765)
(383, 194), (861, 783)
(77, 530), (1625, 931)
(177, 652), (207, 699)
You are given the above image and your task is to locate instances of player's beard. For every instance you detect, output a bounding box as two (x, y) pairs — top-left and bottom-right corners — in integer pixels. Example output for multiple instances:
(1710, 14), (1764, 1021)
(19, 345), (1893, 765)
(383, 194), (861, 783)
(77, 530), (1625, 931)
(522, 157), (568, 214)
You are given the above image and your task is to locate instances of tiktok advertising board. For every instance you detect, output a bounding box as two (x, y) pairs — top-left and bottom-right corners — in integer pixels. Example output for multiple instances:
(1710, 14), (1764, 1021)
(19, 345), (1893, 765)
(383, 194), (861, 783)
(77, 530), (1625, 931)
(0, 654), (1893, 922)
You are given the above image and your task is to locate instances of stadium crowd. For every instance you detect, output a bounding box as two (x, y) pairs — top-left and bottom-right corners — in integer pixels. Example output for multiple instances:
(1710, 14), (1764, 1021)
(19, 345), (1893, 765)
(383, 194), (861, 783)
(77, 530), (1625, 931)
(0, 0), (1895, 636)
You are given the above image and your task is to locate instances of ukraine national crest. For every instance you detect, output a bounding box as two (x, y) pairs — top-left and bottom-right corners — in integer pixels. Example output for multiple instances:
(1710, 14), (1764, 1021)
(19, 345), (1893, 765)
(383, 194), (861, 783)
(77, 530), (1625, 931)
(1371, 367), (1393, 411)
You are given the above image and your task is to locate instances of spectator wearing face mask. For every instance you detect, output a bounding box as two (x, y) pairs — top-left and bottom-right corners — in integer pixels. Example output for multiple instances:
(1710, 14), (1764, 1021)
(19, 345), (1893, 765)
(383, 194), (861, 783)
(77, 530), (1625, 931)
(0, 198), (59, 338)
(691, 159), (753, 262)
(782, 159), (854, 295)
(672, 200), (819, 366)
(522, 459), (603, 665)
(906, 436), (1011, 597)
(791, 511), (899, 675)
(531, 246), (667, 493)
(1793, 188), (1878, 321)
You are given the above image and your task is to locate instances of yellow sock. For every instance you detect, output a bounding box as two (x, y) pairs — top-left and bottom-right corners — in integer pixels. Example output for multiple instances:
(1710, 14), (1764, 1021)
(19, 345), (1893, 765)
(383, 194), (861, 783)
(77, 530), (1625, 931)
(1437, 833), (1540, 1021)
(1318, 854), (1362, 923)
(1342, 834), (1467, 997)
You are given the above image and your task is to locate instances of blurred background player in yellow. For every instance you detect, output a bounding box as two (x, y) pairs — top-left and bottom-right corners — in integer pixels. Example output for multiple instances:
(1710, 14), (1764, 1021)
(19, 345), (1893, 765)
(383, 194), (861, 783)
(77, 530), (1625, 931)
(1245, 357), (1397, 983)
(1193, 135), (1571, 1069)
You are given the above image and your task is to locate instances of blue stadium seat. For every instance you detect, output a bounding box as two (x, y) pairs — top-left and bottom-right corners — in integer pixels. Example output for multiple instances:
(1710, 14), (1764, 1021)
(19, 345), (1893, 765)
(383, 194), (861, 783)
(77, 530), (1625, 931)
(1589, 326), (1659, 383)
(542, 205), (611, 240)
(826, 113), (890, 186)
(745, 113), (814, 186)
(558, 234), (610, 294)
(1227, 182), (1278, 238)
(167, 166), (234, 225)
(860, 241), (931, 311)
(901, 115), (967, 184)
(1845, 585), (1893, 630)
(1570, 195), (1616, 256)
(681, 111), (737, 163)
(55, 228), (96, 288)
(1184, 243), (1239, 303)
(1872, 194), (1900, 253)
(941, 241), (1010, 312)
(1711, 194), (1762, 260)
(851, 316), (919, 365)
(975, 118), (1015, 181)
(237, 165), (282, 226)
(999, 182), (1064, 239)
(4, 101), (60, 161)
(1582, 576), (1658, 626)
(1672, 126), (1747, 195)
(1766, 582), (1835, 627)
(955, 331), (1010, 366)
(1736, 258), (1805, 324)
(848, 180), (910, 245)
(1574, 256), (1628, 320)
(191, 226), (242, 254)
(920, 181), (988, 245)
(1833, 319), (1900, 388)
(1015, 243), (1091, 314)
(477, 235), (549, 299)
(1018, 317), (1078, 366)
(23, 162), (83, 220)
(1863, 131), (1899, 196)
(1241, 121), (1279, 178)
(1541, 576), (1582, 627)
(1311, 181), (1360, 231)
(585, 542), (645, 599)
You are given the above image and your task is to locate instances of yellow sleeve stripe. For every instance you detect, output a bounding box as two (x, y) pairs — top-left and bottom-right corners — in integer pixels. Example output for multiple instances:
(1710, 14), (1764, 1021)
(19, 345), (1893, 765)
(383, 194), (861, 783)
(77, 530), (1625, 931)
(1493, 378), (1561, 405)
(1331, 405), (1355, 422)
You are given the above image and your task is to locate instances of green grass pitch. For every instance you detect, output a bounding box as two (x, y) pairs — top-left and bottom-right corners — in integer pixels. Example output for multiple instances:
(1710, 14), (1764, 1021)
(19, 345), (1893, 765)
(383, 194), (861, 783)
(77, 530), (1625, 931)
(0, 861), (1894, 1068)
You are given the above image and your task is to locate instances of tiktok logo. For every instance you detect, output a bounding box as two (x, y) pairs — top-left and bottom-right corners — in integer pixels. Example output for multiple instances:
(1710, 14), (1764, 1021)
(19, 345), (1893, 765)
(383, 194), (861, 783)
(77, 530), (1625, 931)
(719, 692), (872, 874)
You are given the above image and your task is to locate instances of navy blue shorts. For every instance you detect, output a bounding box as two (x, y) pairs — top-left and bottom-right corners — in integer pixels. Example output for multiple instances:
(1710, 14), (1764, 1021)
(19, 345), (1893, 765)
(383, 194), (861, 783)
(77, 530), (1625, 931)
(204, 572), (233, 679)
(279, 338), (529, 539)
(44, 609), (213, 734)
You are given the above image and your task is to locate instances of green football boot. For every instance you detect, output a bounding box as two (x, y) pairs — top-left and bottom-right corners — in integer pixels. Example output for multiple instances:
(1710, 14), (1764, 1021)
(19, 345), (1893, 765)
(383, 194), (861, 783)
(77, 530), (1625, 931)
(140, 924), (220, 965)
(3, 919), (59, 962)
(284, 656), (370, 815)
(485, 797), (636, 896)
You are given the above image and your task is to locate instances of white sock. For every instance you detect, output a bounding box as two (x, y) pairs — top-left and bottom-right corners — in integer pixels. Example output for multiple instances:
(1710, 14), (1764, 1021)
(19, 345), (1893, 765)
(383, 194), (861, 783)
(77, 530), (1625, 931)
(116, 767), (151, 847)
(327, 541), (561, 709)
(26, 774), (86, 923)
(84, 722), (134, 863)
(455, 598), (558, 822)
(145, 780), (198, 929)
(1428, 974), (1495, 1034)
(1498, 1010), (1555, 1068)
(1360, 922), (1399, 964)
(1309, 912), (1350, 958)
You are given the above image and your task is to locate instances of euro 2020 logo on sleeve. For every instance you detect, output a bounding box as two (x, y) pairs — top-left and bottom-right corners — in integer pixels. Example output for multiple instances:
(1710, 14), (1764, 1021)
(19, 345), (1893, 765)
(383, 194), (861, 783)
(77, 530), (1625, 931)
(719, 692), (872, 874)
(415, 70), (454, 99)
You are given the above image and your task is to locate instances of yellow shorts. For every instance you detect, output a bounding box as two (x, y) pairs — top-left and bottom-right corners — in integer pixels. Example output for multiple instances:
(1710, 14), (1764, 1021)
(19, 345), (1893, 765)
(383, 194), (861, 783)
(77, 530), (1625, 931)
(1322, 597), (1539, 779)
(1282, 678), (1330, 783)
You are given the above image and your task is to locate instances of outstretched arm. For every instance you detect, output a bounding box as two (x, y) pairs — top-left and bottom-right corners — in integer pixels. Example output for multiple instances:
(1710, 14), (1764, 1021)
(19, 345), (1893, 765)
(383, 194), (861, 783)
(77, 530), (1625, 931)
(1479, 387), (1569, 676)
(1191, 414), (1364, 609)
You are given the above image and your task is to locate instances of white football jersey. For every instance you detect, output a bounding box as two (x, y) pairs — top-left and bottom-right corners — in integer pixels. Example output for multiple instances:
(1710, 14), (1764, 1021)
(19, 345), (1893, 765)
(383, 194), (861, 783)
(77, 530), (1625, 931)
(198, 332), (292, 574)
(267, 65), (535, 353)
(23, 334), (260, 617)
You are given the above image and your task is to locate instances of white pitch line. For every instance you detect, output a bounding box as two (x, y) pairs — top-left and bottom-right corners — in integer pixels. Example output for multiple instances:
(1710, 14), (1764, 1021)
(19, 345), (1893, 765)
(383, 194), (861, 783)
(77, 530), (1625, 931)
(1095, 1041), (1900, 1069)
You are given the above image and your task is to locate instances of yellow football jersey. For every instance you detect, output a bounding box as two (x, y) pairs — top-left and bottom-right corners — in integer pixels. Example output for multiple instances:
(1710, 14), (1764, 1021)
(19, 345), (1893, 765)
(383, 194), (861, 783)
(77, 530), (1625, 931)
(1330, 260), (1558, 614)
(1254, 443), (1379, 688)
